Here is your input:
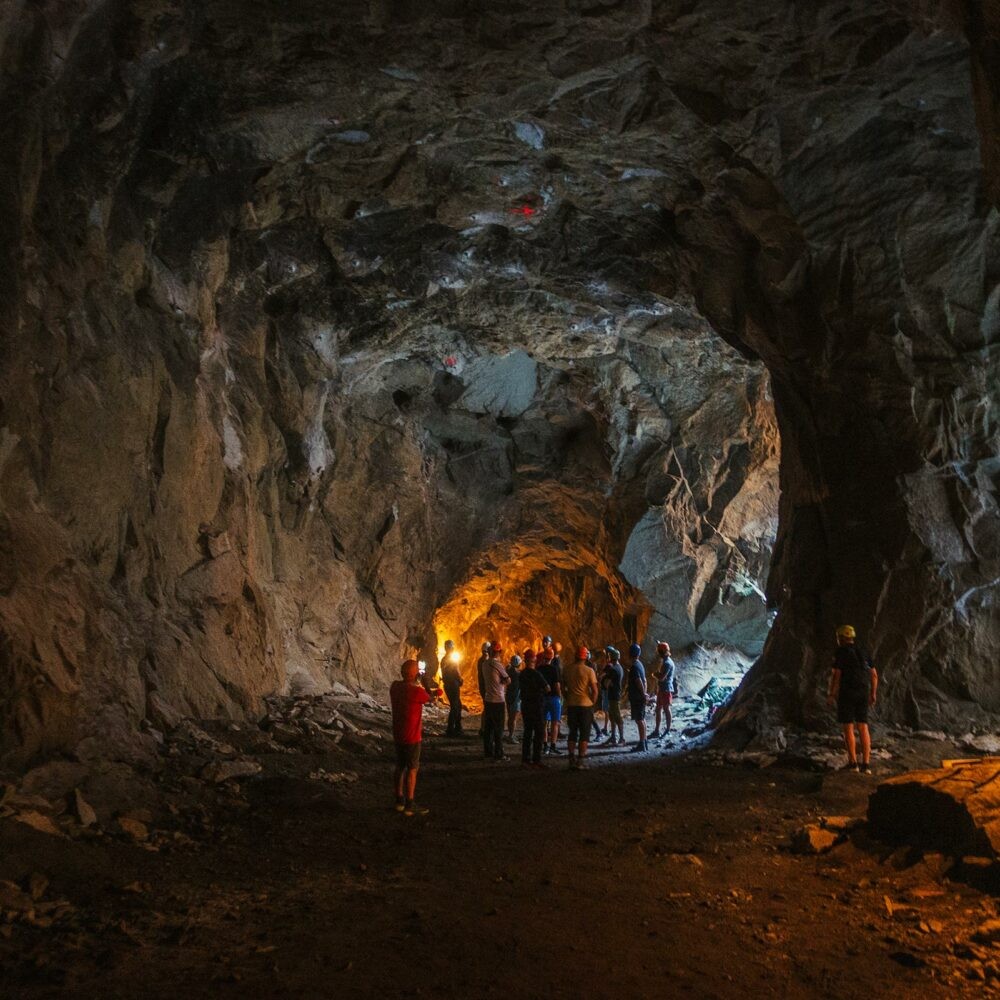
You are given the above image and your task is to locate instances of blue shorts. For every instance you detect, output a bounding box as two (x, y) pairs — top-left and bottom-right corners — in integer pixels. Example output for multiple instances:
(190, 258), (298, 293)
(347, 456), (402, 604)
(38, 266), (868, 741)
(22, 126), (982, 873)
(544, 696), (562, 723)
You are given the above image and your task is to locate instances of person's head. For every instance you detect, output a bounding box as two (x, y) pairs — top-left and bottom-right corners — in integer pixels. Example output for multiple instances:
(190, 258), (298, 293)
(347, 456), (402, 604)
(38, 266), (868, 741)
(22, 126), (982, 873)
(401, 659), (420, 682)
(606, 645), (620, 663)
(444, 639), (455, 651)
(594, 648), (607, 664)
(657, 640), (670, 658)
(542, 634), (553, 649)
(836, 625), (856, 646)
(481, 641), (491, 655)
(510, 654), (522, 669)
(523, 649), (537, 668)
(490, 641), (503, 658)
(576, 645), (590, 663)
(628, 642), (642, 661)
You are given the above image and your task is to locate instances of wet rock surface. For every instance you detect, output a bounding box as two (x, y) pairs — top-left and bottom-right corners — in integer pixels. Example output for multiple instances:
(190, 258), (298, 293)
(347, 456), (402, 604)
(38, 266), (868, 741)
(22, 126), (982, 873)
(0, 1), (998, 761)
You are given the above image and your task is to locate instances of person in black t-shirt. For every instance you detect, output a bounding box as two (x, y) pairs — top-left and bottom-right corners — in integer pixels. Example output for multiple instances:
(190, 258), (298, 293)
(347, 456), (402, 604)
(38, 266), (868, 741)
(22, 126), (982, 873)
(518, 649), (550, 767)
(826, 625), (879, 773)
(440, 640), (464, 737)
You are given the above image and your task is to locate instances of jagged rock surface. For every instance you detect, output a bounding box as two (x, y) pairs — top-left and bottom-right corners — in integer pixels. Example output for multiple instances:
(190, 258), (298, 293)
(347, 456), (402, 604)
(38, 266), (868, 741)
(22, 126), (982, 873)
(0, 0), (997, 763)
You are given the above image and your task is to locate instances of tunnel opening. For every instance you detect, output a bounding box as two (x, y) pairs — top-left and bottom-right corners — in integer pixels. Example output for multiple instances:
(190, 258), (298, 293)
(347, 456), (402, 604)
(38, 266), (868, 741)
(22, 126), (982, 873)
(426, 346), (781, 731)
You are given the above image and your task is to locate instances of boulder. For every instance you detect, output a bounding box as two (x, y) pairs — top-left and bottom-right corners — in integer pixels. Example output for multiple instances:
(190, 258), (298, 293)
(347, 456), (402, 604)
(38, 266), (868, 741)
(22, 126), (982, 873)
(868, 761), (1000, 858)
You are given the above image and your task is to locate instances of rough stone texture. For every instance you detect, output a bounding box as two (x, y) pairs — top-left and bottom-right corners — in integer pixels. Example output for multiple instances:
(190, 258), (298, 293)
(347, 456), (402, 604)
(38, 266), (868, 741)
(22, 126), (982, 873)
(0, 0), (998, 763)
(868, 761), (1000, 858)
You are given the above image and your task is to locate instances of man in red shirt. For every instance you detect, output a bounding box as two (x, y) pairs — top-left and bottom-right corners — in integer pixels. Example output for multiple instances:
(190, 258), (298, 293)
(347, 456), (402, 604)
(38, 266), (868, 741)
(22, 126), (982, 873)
(390, 659), (431, 816)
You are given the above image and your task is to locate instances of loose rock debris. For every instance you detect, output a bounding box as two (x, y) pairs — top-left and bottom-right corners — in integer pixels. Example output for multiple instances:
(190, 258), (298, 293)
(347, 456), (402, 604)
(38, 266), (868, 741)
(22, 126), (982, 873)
(3, 692), (1000, 994)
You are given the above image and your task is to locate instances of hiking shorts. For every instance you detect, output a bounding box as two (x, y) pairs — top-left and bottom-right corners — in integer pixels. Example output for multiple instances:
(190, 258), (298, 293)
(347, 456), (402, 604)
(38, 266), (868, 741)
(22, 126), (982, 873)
(395, 742), (421, 769)
(837, 695), (869, 725)
(630, 699), (646, 723)
(607, 700), (623, 725)
(566, 706), (594, 743)
(544, 696), (562, 723)
(656, 691), (674, 709)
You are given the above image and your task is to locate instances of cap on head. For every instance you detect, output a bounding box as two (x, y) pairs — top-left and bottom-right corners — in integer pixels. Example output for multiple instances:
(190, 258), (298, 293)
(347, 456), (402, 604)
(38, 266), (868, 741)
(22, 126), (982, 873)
(401, 659), (420, 681)
(444, 639), (455, 650)
(482, 641), (491, 653)
(836, 625), (856, 639)
(490, 641), (503, 655)
(629, 642), (642, 658)
(656, 641), (669, 654)
(511, 654), (522, 666)
(606, 645), (619, 660)
(576, 645), (590, 661)
(542, 635), (553, 646)
(523, 648), (536, 661)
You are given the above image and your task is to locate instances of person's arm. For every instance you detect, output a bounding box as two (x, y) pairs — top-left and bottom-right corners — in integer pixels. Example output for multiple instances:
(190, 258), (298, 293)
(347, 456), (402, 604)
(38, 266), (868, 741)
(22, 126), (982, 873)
(870, 667), (879, 706)
(827, 668), (841, 706)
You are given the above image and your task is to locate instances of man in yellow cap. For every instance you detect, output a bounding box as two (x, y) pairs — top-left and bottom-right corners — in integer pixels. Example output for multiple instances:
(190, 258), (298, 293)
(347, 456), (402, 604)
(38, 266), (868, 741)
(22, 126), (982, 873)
(826, 625), (879, 773)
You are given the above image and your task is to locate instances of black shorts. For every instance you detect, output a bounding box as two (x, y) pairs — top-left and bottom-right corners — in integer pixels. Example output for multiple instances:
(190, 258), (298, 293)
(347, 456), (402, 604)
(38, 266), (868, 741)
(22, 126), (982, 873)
(395, 742), (421, 768)
(837, 696), (869, 724)
(630, 699), (647, 722)
(566, 706), (594, 743)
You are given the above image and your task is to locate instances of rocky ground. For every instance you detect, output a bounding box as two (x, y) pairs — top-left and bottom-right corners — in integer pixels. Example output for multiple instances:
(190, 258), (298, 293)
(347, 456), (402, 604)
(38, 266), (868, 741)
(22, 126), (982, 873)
(3, 684), (1000, 998)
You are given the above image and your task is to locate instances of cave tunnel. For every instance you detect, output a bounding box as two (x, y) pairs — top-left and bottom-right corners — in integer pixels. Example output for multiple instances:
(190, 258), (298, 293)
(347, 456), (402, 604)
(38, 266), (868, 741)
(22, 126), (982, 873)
(2, 1), (1000, 996)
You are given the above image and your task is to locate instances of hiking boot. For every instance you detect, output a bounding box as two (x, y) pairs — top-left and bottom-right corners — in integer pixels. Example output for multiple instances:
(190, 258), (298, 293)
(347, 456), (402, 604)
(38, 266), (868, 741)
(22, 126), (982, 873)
(394, 798), (405, 813)
(860, 763), (873, 775)
(404, 802), (429, 817)
(650, 729), (661, 739)
(840, 761), (859, 772)
(549, 745), (564, 756)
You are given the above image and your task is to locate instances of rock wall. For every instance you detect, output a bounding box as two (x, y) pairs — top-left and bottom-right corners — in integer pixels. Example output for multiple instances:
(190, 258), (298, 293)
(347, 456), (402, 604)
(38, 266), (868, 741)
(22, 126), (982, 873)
(0, 0), (996, 764)
(0, 0), (779, 765)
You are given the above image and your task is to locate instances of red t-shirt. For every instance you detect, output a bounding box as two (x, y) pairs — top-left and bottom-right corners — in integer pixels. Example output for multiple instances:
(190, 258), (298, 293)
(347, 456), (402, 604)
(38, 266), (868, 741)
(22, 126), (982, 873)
(390, 680), (430, 745)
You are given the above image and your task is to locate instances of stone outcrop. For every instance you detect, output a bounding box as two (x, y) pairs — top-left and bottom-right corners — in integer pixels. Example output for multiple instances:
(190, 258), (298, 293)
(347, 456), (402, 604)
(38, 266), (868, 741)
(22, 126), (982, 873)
(0, 0), (997, 763)
(868, 761), (1000, 858)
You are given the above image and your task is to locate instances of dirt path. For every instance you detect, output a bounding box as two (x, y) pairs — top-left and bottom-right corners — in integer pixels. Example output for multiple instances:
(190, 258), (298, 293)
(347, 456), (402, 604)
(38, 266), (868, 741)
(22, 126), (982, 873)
(3, 723), (998, 998)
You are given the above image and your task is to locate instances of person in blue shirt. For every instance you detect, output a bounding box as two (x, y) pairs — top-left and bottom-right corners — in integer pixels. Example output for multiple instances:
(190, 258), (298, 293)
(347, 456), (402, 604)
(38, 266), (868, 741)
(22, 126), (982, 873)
(626, 642), (648, 753)
(650, 641), (679, 739)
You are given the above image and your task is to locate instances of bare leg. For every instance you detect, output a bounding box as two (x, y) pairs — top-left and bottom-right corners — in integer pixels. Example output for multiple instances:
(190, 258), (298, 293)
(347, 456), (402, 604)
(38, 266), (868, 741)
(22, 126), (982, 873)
(858, 724), (871, 764)
(578, 740), (588, 763)
(405, 767), (418, 802)
(637, 720), (646, 745)
(841, 724), (857, 763)
(394, 767), (405, 799)
(664, 705), (672, 732)
(567, 740), (576, 765)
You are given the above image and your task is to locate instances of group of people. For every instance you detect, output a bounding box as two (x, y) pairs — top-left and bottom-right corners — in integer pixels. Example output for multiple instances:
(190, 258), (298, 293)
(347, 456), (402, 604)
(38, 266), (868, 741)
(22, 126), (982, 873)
(464, 635), (679, 769)
(389, 625), (879, 815)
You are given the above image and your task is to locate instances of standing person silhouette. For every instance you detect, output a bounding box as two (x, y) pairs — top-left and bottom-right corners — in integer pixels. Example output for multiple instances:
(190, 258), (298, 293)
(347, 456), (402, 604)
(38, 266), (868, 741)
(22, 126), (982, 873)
(827, 625), (879, 774)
